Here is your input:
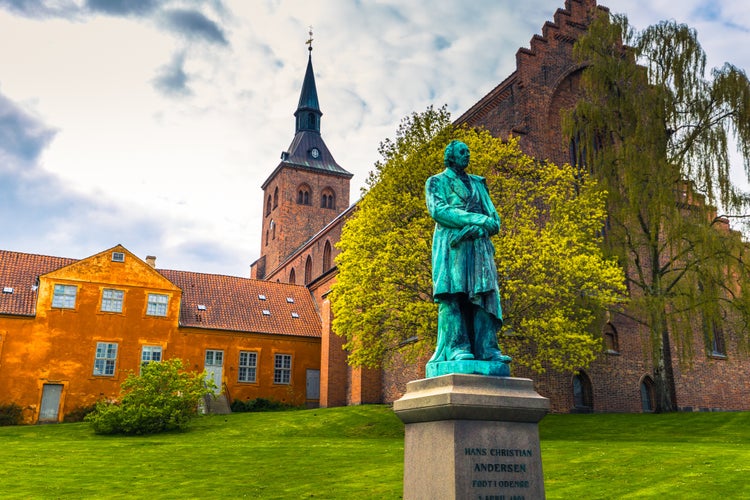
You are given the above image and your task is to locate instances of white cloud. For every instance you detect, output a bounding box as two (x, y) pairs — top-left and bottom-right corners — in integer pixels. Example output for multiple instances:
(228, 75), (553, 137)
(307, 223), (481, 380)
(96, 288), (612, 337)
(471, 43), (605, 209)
(0, 0), (748, 275)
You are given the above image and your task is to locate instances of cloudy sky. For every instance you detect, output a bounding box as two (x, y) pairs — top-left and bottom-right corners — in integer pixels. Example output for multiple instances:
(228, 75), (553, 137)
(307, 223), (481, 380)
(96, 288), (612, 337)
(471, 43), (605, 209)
(1, 0), (748, 276)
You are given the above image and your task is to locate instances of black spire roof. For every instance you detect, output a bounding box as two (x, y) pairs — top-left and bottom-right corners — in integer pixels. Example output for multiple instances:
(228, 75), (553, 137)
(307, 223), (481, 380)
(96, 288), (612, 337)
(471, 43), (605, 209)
(294, 52), (321, 133)
(262, 47), (352, 189)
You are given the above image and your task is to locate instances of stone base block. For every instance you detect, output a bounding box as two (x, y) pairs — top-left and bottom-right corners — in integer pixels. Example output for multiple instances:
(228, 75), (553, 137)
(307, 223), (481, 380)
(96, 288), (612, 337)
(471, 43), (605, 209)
(394, 374), (549, 500)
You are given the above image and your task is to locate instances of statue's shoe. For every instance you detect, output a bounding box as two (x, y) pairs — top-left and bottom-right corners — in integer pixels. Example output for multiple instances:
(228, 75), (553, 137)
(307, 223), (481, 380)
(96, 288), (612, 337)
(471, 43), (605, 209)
(485, 351), (512, 363)
(449, 351), (475, 361)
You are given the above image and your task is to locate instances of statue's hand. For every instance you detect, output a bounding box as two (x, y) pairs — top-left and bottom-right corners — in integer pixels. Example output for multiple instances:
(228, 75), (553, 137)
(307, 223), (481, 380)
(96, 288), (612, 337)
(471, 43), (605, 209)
(465, 225), (485, 240)
(449, 225), (486, 247)
(482, 217), (500, 234)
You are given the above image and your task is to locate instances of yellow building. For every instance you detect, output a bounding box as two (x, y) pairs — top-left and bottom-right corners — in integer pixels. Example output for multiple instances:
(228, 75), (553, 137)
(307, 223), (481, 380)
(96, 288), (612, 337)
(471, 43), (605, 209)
(0, 245), (321, 424)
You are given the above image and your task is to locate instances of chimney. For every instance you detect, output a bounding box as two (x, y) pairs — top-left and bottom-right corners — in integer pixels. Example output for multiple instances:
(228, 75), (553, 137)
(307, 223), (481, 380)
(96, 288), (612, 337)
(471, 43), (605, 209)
(145, 255), (157, 268)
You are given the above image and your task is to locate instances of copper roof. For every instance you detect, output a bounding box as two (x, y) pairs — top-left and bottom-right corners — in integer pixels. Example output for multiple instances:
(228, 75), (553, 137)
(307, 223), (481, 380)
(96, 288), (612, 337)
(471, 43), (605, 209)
(0, 250), (76, 316)
(158, 269), (321, 338)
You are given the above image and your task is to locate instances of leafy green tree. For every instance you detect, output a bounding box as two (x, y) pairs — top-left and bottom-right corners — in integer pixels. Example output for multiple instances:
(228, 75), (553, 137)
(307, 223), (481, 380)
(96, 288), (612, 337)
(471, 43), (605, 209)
(564, 12), (750, 411)
(85, 359), (212, 435)
(332, 106), (625, 373)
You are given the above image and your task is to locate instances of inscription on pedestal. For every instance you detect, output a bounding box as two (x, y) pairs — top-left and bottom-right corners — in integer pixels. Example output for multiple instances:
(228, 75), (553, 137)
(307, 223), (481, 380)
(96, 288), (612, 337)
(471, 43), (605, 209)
(394, 375), (549, 500)
(464, 446), (534, 499)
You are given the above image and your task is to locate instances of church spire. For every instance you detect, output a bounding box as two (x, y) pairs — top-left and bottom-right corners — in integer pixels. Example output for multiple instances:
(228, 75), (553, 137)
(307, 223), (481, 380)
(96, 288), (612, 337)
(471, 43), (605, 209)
(295, 27), (321, 134)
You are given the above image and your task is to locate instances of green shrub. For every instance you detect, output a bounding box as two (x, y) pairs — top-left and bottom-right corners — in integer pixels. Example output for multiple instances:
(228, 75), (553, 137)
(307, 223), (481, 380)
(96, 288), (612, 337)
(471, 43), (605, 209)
(0, 403), (22, 426)
(230, 397), (295, 412)
(85, 359), (212, 435)
(64, 404), (97, 423)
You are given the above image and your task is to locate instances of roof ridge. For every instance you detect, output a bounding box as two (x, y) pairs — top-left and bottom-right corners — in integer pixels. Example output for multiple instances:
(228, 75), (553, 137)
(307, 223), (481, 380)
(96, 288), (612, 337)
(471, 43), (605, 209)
(0, 248), (78, 262)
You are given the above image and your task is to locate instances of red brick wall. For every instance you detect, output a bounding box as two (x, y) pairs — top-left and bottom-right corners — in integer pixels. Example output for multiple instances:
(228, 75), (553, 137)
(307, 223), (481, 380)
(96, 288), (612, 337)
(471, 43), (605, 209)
(382, 351), (427, 403)
(457, 0), (603, 170)
(260, 167), (350, 274)
(382, 0), (750, 414)
(319, 297), (347, 407)
(348, 366), (383, 405)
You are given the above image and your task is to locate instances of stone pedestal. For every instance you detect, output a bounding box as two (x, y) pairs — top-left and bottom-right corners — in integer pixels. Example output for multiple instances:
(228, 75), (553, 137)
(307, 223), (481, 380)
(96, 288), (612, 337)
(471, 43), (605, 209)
(393, 374), (549, 500)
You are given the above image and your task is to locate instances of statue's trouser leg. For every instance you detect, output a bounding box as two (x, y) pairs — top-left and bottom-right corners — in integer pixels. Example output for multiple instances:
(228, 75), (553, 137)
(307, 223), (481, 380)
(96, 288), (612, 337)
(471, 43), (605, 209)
(438, 297), (473, 361)
(472, 305), (503, 360)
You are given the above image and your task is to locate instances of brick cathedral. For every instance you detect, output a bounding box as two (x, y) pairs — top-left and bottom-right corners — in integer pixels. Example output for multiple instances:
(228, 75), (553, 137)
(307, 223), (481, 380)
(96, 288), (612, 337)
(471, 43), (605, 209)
(254, 0), (750, 413)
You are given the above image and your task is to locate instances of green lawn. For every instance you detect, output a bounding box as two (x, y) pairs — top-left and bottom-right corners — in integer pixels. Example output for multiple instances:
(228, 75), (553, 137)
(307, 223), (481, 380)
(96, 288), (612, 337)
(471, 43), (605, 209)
(0, 406), (748, 499)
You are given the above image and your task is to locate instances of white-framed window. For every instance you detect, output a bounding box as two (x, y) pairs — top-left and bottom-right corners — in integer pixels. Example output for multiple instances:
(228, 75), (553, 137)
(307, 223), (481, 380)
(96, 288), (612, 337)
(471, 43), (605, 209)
(273, 354), (292, 385)
(52, 284), (77, 309)
(94, 342), (118, 376)
(111, 251), (125, 262)
(101, 289), (124, 313)
(238, 351), (258, 383)
(146, 293), (169, 317)
(141, 345), (162, 372)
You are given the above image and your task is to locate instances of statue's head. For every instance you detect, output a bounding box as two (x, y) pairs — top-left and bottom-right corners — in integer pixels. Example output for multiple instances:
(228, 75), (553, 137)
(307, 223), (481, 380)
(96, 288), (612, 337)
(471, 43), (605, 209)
(444, 140), (470, 171)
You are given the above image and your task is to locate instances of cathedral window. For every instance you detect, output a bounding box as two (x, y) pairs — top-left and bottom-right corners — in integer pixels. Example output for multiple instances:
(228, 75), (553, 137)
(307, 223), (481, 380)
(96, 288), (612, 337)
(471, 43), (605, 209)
(603, 323), (619, 354)
(289, 268), (296, 285)
(297, 184), (311, 205)
(322, 241), (332, 272)
(710, 324), (727, 357)
(572, 372), (593, 412)
(273, 187), (279, 208)
(320, 188), (335, 209)
(304, 255), (312, 284)
(266, 195), (272, 216)
(640, 376), (655, 412)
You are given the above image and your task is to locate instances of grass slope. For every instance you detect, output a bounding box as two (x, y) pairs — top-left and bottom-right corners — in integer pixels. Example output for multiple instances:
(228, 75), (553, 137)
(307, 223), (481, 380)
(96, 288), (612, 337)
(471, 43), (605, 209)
(0, 406), (403, 499)
(541, 412), (750, 499)
(1, 406), (748, 499)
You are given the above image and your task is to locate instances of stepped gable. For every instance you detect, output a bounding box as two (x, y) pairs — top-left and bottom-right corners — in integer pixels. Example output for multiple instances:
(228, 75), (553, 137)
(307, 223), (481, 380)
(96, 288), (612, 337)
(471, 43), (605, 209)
(456, 0), (608, 165)
(159, 269), (321, 338)
(0, 250), (76, 316)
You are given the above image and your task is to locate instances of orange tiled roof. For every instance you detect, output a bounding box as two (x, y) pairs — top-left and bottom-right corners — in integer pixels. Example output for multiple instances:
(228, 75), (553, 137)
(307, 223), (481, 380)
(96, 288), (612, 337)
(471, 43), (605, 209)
(0, 250), (77, 316)
(0, 249), (321, 339)
(160, 269), (321, 338)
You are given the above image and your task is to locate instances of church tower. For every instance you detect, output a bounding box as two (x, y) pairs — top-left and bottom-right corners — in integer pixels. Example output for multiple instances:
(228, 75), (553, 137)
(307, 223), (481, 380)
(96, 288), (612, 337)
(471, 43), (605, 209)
(251, 41), (353, 279)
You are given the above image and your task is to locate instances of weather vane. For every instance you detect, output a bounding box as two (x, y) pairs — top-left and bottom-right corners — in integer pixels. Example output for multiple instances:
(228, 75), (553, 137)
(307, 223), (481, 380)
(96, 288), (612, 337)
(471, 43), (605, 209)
(305, 26), (313, 52)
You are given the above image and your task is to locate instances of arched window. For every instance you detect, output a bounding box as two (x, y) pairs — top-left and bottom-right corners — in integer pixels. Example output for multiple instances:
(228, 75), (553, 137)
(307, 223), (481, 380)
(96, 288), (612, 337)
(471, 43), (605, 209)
(603, 322), (619, 353)
(265, 195), (272, 216)
(304, 255), (312, 284)
(572, 371), (593, 412)
(270, 220), (276, 240)
(297, 184), (311, 205)
(711, 326), (726, 356)
(273, 187), (279, 208)
(703, 310), (727, 357)
(640, 376), (655, 412)
(320, 188), (335, 209)
(289, 268), (296, 285)
(322, 240), (332, 272)
(265, 229), (269, 246)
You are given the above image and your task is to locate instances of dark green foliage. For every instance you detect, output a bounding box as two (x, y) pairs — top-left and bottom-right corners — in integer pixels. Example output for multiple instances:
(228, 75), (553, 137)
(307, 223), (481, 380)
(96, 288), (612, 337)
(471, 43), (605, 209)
(63, 404), (97, 423)
(0, 403), (22, 426)
(229, 397), (296, 412)
(85, 359), (212, 435)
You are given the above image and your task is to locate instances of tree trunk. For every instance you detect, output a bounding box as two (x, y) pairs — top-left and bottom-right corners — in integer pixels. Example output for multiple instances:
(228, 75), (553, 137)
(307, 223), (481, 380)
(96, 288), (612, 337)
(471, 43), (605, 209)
(653, 311), (677, 412)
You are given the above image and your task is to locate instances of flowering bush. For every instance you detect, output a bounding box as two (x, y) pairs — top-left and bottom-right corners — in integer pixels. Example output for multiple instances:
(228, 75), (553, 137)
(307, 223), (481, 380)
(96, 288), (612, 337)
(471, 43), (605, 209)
(85, 359), (212, 435)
